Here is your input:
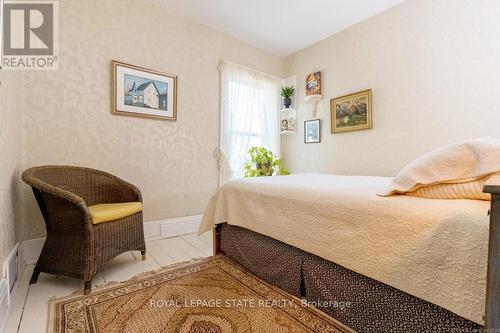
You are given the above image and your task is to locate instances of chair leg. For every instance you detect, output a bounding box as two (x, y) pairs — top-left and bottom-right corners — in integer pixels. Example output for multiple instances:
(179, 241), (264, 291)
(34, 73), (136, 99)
(30, 270), (40, 285)
(84, 281), (92, 295)
(141, 250), (146, 261)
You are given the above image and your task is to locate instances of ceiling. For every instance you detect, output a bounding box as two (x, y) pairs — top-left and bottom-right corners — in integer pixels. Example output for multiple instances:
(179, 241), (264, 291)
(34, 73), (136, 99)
(153, 0), (406, 57)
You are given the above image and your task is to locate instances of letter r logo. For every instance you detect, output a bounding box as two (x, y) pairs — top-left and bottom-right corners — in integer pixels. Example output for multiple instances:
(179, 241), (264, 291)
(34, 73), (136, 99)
(3, 2), (54, 55)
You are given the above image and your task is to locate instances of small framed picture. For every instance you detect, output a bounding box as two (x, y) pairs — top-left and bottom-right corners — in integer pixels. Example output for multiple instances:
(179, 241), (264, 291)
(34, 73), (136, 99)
(304, 119), (321, 144)
(306, 71), (321, 96)
(330, 89), (372, 133)
(112, 60), (177, 120)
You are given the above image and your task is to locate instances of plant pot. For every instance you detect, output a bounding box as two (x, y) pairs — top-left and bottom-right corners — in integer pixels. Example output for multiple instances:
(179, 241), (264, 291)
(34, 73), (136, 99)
(256, 162), (273, 176)
(283, 97), (291, 108)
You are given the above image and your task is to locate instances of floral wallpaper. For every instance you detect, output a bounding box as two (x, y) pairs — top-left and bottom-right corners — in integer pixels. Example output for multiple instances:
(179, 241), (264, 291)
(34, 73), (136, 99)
(0, 70), (24, 258)
(19, 0), (284, 240)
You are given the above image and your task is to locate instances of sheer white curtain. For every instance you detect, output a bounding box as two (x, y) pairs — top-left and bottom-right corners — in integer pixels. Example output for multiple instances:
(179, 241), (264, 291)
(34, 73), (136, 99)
(217, 60), (281, 185)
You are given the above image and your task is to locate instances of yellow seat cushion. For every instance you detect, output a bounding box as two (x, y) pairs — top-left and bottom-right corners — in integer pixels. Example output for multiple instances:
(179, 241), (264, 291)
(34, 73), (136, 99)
(88, 202), (142, 224)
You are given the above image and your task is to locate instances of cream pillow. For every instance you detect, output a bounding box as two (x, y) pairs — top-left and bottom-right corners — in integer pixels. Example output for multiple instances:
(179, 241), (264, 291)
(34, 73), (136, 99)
(382, 138), (500, 199)
(407, 173), (499, 201)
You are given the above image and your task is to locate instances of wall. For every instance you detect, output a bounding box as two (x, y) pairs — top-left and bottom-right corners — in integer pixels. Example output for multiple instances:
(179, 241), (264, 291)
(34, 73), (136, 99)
(282, 0), (500, 176)
(10, 0), (500, 243)
(20, 0), (284, 240)
(0, 71), (24, 259)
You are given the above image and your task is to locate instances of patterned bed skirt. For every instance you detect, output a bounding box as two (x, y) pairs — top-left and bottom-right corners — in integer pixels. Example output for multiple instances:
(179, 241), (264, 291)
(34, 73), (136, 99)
(219, 223), (482, 333)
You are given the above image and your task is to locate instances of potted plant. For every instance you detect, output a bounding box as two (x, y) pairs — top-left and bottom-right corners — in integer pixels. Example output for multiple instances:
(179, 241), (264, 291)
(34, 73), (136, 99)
(244, 147), (290, 177)
(281, 86), (295, 108)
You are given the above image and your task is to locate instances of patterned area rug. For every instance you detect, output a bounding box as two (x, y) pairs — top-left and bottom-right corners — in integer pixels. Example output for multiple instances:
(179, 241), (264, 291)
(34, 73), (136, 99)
(48, 256), (354, 333)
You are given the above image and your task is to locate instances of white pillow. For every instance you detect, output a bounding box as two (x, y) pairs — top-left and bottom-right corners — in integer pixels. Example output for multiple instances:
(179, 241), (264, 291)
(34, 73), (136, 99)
(383, 138), (500, 199)
(407, 173), (500, 201)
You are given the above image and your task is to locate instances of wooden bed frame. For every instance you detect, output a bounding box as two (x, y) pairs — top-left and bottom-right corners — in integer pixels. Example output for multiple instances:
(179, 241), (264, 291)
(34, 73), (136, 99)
(483, 185), (500, 330)
(213, 185), (500, 330)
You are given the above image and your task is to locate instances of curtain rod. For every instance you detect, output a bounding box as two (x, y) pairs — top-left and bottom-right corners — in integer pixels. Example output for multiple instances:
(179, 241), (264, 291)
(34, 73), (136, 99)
(219, 59), (283, 81)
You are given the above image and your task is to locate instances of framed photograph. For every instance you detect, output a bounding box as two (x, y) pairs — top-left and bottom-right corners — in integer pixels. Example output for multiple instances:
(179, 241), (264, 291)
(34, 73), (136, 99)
(306, 71), (321, 96)
(112, 60), (177, 120)
(330, 89), (372, 133)
(304, 119), (321, 144)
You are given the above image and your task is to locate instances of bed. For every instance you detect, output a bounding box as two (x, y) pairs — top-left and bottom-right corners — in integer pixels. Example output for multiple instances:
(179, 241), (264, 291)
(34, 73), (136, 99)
(200, 173), (500, 332)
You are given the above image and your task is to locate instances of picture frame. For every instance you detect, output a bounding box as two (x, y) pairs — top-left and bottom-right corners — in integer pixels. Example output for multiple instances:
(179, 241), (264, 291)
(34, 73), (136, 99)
(304, 119), (321, 144)
(330, 89), (372, 133)
(306, 71), (321, 96)
(112, 60), (177, 120)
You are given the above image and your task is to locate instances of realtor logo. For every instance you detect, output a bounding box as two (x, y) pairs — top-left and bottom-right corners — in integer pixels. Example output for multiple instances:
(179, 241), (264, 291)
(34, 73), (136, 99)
(1, 0), (59, 70)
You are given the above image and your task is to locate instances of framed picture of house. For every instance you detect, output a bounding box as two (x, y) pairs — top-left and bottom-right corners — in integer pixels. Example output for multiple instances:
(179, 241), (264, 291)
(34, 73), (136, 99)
(330, 89), (372, 133)
(112, 61), (177, 120)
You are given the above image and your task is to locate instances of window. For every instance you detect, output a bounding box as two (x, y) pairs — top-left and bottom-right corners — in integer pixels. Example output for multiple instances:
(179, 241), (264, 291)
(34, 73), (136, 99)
(217, 60), (281, 185)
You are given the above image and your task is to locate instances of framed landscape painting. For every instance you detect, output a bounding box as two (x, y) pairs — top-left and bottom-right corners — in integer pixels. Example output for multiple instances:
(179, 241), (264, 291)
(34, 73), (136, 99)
(113, 61), (177, 120)
(330, 89), (372, 133)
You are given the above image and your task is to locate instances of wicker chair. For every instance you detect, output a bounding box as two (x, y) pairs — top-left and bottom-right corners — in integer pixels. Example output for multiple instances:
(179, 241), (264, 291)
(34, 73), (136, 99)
(22, 165), (146, 294)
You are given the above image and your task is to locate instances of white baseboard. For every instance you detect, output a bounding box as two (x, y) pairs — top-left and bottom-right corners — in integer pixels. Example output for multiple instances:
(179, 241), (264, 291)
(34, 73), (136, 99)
(20, 214), (202, 266)
(150, 215), (203, 240)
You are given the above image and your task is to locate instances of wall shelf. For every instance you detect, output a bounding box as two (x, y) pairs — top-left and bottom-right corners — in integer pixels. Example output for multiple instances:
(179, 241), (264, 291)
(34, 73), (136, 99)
(304, 94), (322, 117)
(280, 76), (297, 135)
(280, 108), (296, 135)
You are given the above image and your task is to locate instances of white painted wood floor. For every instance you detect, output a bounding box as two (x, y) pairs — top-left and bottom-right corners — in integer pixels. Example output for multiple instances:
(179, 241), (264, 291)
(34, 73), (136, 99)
(4, 232), (213, 333)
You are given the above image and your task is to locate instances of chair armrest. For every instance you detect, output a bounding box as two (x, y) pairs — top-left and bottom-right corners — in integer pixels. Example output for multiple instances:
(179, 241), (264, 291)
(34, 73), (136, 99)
(22, 172), (93, 229)
(22, 166), (141, 218)
(105, 174), (142, 202)
(22, 172), (87, 208)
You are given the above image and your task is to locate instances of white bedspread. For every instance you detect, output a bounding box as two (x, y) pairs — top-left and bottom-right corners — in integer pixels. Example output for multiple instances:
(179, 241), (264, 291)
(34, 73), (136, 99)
(199, 174), (490, 324)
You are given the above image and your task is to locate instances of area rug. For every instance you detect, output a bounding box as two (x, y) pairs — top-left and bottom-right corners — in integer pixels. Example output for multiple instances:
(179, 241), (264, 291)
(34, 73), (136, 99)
(48, 255), (354, 333)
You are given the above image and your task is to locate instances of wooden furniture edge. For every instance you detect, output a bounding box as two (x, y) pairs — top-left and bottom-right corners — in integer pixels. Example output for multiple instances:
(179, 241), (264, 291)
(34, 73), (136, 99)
(484, 185), (500, 195)
(213, 224), (222, 255)
(484, 186), (500, 330)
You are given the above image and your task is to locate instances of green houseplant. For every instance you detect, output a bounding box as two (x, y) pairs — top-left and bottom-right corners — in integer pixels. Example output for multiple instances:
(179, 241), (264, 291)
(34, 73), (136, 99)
(244, 147), (289, 177)
(281, 86), (295, 108)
